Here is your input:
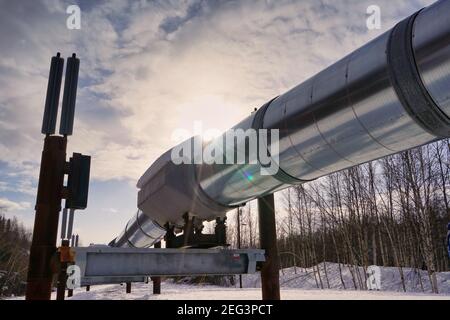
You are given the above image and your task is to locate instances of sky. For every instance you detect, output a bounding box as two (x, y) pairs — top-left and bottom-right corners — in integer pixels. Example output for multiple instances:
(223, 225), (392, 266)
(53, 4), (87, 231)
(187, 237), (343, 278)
(0, 0), (434, 244)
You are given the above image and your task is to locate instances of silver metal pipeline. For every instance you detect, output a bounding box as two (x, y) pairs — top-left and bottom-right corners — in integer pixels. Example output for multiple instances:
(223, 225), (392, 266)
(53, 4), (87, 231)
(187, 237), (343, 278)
(111, 0), (450, 248)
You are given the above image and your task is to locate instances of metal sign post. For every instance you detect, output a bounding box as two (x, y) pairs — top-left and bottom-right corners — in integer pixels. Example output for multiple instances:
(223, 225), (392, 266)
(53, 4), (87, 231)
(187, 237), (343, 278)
(25, 136), (67, 300)
(26, 53), (90, 300)
(26, 53), (66, 300)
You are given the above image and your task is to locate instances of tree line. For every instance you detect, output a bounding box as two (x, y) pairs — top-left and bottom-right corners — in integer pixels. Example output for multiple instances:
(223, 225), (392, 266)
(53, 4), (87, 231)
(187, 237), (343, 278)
(0, 211), (31, 297)
(227, 139), (449, 293)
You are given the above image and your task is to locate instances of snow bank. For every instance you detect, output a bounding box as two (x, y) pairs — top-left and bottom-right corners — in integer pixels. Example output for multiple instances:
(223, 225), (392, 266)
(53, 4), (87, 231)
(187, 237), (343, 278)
(236, 262), (450, 294)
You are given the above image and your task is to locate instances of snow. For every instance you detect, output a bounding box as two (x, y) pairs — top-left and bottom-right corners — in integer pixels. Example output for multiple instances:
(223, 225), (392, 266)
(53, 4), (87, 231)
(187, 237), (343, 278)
(56, 282), (450, 300)
(9, 263), (450, 300)
(238, 262), (450, 294)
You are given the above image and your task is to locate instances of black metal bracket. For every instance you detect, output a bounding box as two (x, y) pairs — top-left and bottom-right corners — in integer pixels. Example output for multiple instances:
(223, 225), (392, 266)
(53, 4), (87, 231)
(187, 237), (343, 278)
(165, 214), (228, 248)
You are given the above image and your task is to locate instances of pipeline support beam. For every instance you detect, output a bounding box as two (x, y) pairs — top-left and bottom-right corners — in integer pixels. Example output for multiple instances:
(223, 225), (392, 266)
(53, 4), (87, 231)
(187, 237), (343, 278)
(73, 247), (265, 286)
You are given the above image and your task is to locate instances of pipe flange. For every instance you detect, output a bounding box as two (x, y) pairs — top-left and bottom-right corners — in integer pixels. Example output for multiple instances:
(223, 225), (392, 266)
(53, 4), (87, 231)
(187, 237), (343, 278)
(251, 97), (307, 185)
(387, 11), (450, 138)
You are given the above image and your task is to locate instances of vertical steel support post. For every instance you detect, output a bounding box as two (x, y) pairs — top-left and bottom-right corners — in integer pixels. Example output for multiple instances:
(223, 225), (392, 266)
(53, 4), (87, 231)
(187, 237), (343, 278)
(214, 217), (227, 245)
(25, 136), (67, 300)
(67, 237), (74, 298)
(56, 239), (70, 300)
(152, 242), (161, 295)
(257, 193), (280, 300)
(237, 208), (243, 289)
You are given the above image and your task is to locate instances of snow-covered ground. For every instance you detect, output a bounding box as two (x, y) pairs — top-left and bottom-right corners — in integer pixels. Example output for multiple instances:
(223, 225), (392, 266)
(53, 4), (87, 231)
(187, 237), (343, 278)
(58, 281), (450, 300)
(9, 263), (450, 300)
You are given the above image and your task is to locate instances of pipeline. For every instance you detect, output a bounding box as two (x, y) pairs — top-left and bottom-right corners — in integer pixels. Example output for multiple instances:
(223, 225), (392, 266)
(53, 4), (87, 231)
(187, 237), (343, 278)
(111, 0), (450, 248)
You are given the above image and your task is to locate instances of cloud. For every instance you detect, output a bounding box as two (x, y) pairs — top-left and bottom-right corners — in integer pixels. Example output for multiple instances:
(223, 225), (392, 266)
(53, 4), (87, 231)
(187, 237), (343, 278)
(103, 207), (119, 214)
(0, 0), (435, 183)
(0, 197), (31, 212)
(0, 177), (36, 196)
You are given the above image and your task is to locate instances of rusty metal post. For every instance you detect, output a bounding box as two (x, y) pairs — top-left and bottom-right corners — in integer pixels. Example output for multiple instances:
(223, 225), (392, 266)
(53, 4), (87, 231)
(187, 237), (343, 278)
(257, 193), (280, 300)
(126, 282), (132, 294)
(152, 242), (161, 295)
(56, 271), (66, 301)
(56, 239), (70, 300)
(26, 136), (67, 300)
(67, 232), (78, 298)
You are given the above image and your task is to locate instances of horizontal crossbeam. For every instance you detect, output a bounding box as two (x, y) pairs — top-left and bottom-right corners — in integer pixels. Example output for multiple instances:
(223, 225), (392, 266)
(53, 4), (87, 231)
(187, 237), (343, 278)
(73, 246), (265, 286)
